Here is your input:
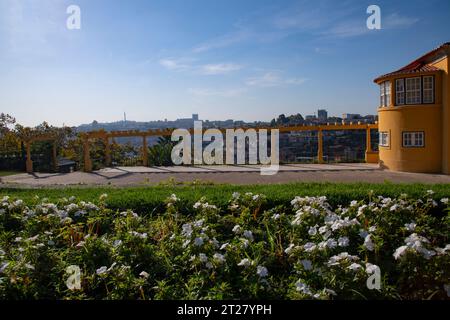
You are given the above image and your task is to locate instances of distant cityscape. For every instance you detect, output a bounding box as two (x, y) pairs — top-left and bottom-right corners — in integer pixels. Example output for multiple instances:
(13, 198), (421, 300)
(76, 110), (378, 164)
(77, 109), (378, 132)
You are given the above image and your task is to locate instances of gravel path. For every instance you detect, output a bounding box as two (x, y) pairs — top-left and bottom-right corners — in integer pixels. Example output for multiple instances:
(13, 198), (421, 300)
(1, 164), (450, 187)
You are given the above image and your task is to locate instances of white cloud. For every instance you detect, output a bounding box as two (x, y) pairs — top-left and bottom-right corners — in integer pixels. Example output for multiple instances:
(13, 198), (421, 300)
(192, 29), (250, 53)
(246, 72), (307, 87)
(188, 88), (246, 97)
(200, 63), (242, 75)
(384, 13), (419, 29)
(159, 59), (242, 75)
(158, 58), (191, 71)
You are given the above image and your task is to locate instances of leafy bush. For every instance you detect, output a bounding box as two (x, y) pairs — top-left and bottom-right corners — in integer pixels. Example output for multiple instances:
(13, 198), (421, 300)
(0, 190), (449, 300)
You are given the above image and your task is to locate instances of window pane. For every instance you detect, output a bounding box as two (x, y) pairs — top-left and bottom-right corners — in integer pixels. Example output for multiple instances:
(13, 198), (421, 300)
(396, 79), (404, 105)
(403, 132), (424, 147)
(423, 76), (434, 103)
(406, 78), (421, 104)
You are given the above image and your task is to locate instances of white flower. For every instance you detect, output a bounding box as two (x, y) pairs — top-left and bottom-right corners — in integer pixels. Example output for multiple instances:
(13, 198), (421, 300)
(242, 230), (254, 241)
(285, 243), (295, 254)
(256, 265), (268, 277)
(139, 271), (149, 278)
(444, 284), (450, 298)
(220, 243), (229, 250)
(441, 198), (449, 204)
(359, 229), (369, 239)
(390, 204), (399, 212)
(0, 262), (9, 273)
(308, 226), (317, 236)
(213, 253), (225, 264)
(350, 200), (358, 207)
(99, 193), (108, 201)
(181, 223), (193, 238)
(295, 280), (312, 295)
(348, 263), (362, 271)
(232, 192), (240, 199)
(303, 242), (317, 252)
(426, 190), (434, 195)
(363, 235), (375, 251)
(300, 259), (313, 270)
(194, 237), (204, 247)
(393, 245), (408, 260)
(193, 219), (204, 228)
(272, 213), (281, 220)
(318, 226), (328, 234)
(338, 237), (349, 247)
(113, 240), (122, 247)
(232, 225), (242, 234)
(240, 238), (249, 249)
(324, 288), (337, 296)
(193, 202), (202, 209)
(24, 263), (35, 270)
(237, 258), (252, 268)
(96, 266), (108, 275)
(198, 253), (208, 263)
(404, 222), (417, 232)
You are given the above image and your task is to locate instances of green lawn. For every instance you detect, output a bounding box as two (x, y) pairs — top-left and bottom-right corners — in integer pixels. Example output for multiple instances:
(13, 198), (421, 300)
(0, 171), (21, 177)
(1, 182), (449, 213)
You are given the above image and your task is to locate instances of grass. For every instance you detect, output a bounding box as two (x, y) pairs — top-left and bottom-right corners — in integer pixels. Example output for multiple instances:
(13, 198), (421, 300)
(1, 182), (450, 214)
(0, 171), (21, 177)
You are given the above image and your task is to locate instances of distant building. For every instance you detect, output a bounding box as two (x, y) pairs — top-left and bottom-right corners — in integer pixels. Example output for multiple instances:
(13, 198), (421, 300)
(192, 114), (199, 121)
(305, 115), (316, 121)
(318, 109), (328, 121)
(342, 113), (361, 120)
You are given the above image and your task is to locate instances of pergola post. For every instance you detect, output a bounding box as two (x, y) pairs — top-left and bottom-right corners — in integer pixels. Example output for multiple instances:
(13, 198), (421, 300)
(317, 129), (324, 164)
(142, 136), (148, 166)
(104, 136), (111, 167)
(366, 127), (372, 153)
(83, 138), (92, 172)
(25, 141), (33, 173)
(365, 127), (379, 163)
(52, 142), (58, 172)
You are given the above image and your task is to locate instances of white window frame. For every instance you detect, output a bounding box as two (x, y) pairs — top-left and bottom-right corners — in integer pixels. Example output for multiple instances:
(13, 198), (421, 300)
(402, 131), (424, 148)
(379, 131), (390, 147)
(395, 79), (405, 105)
(380, 81), (391, 107)
(406, 77), (421, 104)
(422, 76), (434, 104)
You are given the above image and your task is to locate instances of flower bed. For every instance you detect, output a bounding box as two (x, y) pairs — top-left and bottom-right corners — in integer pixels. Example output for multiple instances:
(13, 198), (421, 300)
(0, 191), (449, 299)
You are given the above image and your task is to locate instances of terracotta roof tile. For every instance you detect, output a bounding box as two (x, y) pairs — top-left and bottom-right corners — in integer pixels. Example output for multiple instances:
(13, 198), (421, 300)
(374, 42), (449, 83)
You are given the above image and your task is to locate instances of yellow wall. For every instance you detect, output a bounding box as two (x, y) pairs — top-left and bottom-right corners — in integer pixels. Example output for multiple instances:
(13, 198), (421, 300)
(377, 71), (444, 173)
(378, 104), (442, 173)
(431, 57), (450, 173)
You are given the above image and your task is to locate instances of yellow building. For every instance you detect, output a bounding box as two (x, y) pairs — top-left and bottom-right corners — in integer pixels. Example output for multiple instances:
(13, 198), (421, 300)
(374, 42), (450, 174)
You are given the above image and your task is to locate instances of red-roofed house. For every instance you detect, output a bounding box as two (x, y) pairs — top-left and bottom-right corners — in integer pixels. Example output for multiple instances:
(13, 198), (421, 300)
(374, 42), (450, 173)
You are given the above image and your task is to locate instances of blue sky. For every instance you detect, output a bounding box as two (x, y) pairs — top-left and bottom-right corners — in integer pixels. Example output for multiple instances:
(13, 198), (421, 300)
(0, 0), (449, 127)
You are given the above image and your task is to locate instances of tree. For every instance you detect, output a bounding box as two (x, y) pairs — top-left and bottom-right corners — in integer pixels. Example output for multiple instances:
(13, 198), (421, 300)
(0, 113), (15, 137)
(148, 136), (175, 166)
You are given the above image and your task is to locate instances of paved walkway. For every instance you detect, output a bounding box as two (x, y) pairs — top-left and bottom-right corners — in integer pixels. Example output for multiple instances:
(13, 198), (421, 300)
(1, 164), (450, 186)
